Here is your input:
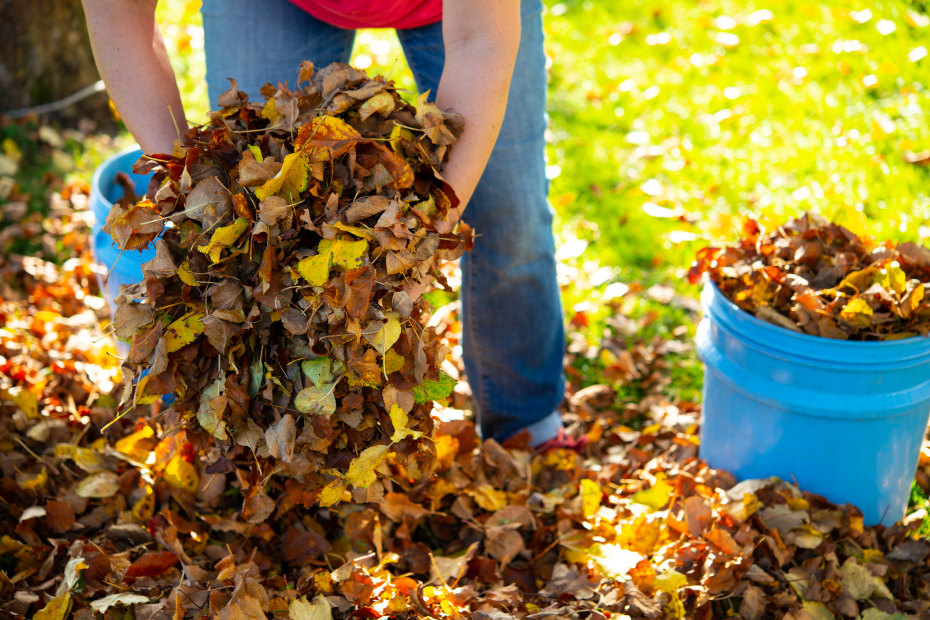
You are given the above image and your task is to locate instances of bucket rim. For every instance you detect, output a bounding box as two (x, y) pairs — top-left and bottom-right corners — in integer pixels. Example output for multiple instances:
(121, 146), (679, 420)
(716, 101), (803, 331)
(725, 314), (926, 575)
(702, 279), (930, 353)
(90, 144), (145, 215)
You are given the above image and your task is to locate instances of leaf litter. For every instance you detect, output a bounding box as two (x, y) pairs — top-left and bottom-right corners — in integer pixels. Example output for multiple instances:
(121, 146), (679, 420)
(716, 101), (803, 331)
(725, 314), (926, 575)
(1, 71), (929, 618)
(689, 212), (930, 340)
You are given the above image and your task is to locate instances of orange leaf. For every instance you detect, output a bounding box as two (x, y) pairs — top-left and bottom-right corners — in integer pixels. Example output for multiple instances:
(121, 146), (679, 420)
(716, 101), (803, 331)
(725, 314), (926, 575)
(124, 551), (180, 581)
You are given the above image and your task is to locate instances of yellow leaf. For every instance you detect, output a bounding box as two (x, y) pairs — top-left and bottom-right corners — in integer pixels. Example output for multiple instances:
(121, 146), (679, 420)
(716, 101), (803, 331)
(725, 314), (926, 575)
(132, 484), (155, 521)
(297, 252), (331, 286)
(164, 455), (199, 493)
(261, 98), (278, 122)
(34, 592), (71, 620)
(899, 282), (924, 318)
(53, 444), (74, 459)
(369, 316), (401, 356)
(72, 446), (107, 473)
(165, 311), (205, 353)
(329, 237), (368, 270)
(114, 425), (156, 462)
(632, 473), (674, 510)
(318, 479), (346, 508)
(9, 386), (38, 418)
(580, 478), (602, 518)
(469, 485), (508, 511)
(884, 264), (907, 295)
(0, 536), (22, 555)
(332, 221), (374, 240)
(255, 150), (309, 201)
(359, 91), (396, 121)
(383, 349), (405, 375)
(178, 260), (198, 286)
(801, 601), (834, 620)
(655, 570), (687, 619)
(345, 444), (389, 489)
(389, 124), (414, 154)
(655, 570), (687, 593)
(838, 265), (881, 293)
(313, 570), (334, 595)
(830, 204), (869, 239)
(618, 514), (666, 554)
(20, 467), (48, 492)
(134, 374), (161, 405)
(390, 403), (423, 442)
(290, 594), (333, 620)
(296, 238), (368, 286)
(248, 144), (264, 162)
(197, 377), (229, 439)
(840, 296), (874, 329)
(434, 434), (459, 469)
(197, 217), (249, 263)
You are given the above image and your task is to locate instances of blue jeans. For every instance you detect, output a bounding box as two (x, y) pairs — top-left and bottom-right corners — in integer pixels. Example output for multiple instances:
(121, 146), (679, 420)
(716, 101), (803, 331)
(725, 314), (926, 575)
(201, 0), (565, 444)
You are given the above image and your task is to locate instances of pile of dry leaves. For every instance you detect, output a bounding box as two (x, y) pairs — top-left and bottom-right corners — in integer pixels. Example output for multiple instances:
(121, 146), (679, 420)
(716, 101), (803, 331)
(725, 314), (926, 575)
(103, 62), (471, 512)
(689, 212), (930, 340)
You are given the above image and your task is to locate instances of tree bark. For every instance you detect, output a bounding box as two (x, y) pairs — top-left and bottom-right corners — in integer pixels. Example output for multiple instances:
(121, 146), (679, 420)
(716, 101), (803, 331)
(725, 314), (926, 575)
(0, 0), (109, 122)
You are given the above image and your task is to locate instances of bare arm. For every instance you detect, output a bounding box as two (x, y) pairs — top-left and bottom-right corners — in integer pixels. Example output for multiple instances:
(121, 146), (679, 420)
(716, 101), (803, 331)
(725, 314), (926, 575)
(81, 0), (187, 154)
(436, 0), (521, 211)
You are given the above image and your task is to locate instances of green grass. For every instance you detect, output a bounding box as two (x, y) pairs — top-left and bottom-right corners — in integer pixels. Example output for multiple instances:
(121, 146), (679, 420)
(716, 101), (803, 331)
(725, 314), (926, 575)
(909, 482), (930, 536)
(547, 0), (930, 334)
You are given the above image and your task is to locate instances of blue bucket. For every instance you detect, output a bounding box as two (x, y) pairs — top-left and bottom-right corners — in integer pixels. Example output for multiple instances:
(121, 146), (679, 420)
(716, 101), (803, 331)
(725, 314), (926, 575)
(696, 281), (930, 525)
(89, 145), (154, 309)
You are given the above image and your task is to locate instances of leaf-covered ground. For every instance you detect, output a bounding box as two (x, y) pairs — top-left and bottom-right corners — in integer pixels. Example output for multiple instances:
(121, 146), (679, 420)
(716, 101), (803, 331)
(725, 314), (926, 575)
(0, 123), (930, 619)
(3, 0), (930, 617)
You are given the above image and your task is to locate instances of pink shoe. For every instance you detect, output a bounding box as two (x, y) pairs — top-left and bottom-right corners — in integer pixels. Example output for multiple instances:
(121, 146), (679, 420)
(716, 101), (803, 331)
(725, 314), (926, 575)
(534, 428), (588, 454)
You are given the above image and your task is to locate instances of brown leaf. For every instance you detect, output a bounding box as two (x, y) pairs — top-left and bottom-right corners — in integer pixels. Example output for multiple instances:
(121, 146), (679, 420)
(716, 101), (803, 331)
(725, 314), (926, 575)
(103, 199), (164, 250)
(265, 414), (296, 463)
(203, 314), (238, 351)
(207, 279), (244, 310)
(257, 195), (291, 227)
(142, 240), (178, 278)
(44, 500), (75, 534)
(345, 196), (391, 224)
(685, 495), (713, 538)
(739, 584), (767, 620)
(485, 528), (524, 565)
(238, 152), (281, 187)
(380, 492), (431, 523)
(124, 551), (180, 580)
(181, 175), (231, 229)
(242, 489), (275, 525)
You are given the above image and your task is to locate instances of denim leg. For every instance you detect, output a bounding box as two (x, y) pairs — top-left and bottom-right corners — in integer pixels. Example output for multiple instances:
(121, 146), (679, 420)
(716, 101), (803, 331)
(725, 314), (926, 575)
(201, 0), (356, 106)
(395, 22), (444, 99)
(401, 0), (565, 444)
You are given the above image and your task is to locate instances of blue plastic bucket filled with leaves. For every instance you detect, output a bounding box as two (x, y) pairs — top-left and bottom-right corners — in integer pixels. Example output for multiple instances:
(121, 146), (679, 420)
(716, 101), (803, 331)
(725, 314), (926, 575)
(89, 145), (154, 308)
(697, 280), (930, 525)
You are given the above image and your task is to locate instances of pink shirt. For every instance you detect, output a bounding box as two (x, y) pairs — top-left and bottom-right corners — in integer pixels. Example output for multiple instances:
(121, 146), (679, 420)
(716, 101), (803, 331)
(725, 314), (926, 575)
(289, 0), (442, 29)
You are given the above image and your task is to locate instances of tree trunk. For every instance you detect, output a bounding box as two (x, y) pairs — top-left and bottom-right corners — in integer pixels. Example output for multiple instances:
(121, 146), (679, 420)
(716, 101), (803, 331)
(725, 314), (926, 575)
(0, 0), (110, 123)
